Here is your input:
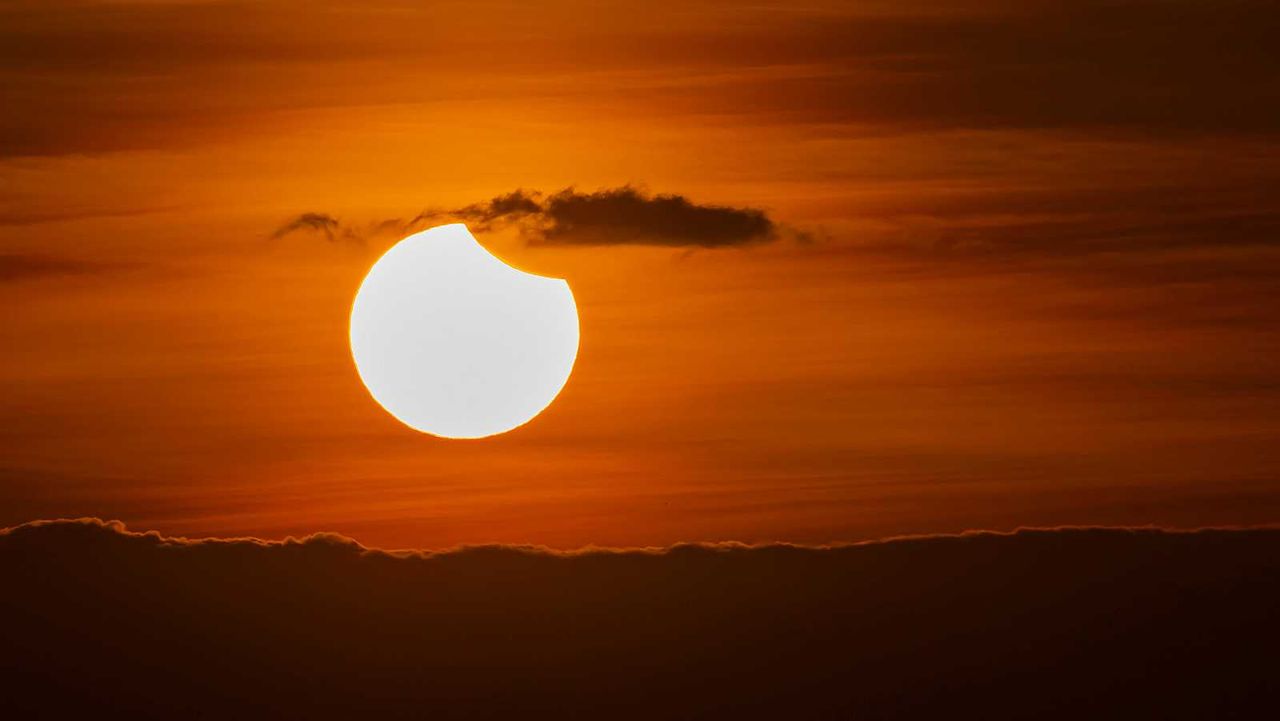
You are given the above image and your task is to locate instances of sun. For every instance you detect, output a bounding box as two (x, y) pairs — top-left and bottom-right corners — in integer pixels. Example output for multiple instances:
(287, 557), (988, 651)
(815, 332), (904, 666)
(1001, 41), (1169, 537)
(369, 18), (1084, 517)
(349, 224), (579, 439)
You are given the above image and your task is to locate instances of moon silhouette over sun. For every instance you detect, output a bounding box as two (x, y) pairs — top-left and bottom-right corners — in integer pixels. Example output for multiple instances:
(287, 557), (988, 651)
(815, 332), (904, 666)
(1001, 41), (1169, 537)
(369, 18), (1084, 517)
(349, 224), (579, 439)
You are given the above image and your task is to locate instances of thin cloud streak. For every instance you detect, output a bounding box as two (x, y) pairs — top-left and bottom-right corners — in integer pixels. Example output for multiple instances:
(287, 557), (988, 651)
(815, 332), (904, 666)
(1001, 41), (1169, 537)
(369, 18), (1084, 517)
(0, 253), (118, 282)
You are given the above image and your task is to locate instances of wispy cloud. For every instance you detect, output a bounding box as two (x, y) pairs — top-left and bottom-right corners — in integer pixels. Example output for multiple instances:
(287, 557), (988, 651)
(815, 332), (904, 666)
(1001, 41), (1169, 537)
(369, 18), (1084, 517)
(269, 212), (352, 243)
(0, 253), (117, 282)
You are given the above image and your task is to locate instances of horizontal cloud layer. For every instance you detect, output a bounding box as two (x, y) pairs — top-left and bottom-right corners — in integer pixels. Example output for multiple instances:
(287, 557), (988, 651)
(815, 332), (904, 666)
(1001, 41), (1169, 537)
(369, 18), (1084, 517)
(275, 187), (784, 248)
(426, 187), (780, 247)
(3, 1), (1278, 157)
(3, 518), (1276, 719)
(0, 253), (115, 282)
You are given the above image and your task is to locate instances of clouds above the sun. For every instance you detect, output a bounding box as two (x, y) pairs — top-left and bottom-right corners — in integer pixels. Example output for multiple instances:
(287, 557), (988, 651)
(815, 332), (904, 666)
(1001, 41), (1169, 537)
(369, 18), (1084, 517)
(273, 186), (792, 248)
(8, 0), (1280, 267)
(425, 187), (786, 248)
(3, 1), (1279, 158)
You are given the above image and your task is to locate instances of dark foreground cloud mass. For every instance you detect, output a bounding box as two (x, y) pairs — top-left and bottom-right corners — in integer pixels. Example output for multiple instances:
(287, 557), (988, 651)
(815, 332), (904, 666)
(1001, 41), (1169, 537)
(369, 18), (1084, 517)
(2, 519), (1276, 719)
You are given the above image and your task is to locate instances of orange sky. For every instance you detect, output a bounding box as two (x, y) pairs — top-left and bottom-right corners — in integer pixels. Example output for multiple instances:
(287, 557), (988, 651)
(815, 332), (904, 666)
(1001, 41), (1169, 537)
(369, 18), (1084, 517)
(2, 0), (1279, 548)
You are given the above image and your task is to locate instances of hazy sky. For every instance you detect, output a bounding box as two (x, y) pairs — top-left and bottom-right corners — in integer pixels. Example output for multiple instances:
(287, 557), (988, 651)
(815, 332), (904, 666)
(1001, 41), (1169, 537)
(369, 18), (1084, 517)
(2, 0), (1278, 548)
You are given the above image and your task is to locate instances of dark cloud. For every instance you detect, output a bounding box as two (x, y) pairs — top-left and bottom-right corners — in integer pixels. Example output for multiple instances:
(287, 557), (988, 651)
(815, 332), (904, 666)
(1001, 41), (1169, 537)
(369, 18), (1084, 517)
(0, 253), (114, 282)
(269, 211), (404, 245)
(289, 176), (1280, 262)
(404, 189), (545, 233)
(269, 212), (347, 242)
(294, 187), (786, 248)
(420, 187), (779, 247)
(537, 187), (775, 247)
(455, 189), (545, 226)
(2, 517), (1276, 719)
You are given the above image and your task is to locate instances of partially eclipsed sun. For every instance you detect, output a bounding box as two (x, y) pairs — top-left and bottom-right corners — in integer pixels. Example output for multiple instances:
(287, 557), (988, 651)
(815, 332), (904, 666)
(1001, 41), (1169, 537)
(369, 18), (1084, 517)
(349, 224), (579, 439)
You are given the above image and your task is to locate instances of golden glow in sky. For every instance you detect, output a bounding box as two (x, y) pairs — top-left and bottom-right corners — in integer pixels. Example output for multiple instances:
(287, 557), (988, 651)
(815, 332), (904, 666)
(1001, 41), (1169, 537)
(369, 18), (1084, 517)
(3, 0), (1279, 549)
(349, 224), (579, 439)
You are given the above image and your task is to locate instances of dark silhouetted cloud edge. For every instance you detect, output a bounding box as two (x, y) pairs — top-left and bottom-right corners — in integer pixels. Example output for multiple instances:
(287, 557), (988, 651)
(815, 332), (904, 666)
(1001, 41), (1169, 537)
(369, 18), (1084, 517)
(273, 186), (800, 249)
(4, 516), (1277, 557)
(4, 516), (1277, 719)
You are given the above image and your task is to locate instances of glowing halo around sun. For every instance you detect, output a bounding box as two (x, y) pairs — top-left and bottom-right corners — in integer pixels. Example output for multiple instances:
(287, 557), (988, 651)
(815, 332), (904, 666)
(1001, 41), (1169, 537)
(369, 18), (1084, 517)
(349, 223), (579, 439)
